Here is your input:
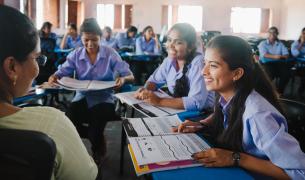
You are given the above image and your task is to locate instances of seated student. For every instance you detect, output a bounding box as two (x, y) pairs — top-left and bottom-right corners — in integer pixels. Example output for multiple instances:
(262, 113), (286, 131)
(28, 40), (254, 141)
(101, 26), (117, 49)
(60, 23), (82, 49)
(134, 23), (214, 111)
(132, 26), (161, 85)
(135, 26), (161, 54)
(175, 35), (305, 179)
(291, 27), (305, 58)
(39, 21), (57, 51)
(115, 26), (138, 51)
(48, 18), (134, 164)
(258, 27), (290, 94)
(0, 5), (97, 180)
(291, 27), (305, 95)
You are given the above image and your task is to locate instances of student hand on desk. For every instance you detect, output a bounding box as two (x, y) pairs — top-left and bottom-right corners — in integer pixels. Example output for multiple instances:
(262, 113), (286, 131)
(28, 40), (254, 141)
(48, 74), (59, 87)
(172, 120), (204, 133)
(134, 88), (150, 100)
(143, 91), (161, 105)
(114, 77), (125, 90)
(192, 148), (235, 167)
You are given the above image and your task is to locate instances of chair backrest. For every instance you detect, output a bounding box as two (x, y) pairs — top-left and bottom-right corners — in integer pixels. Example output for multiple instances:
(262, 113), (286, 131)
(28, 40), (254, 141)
(0, 129), (56, 180)
(279, 98), (305, 151)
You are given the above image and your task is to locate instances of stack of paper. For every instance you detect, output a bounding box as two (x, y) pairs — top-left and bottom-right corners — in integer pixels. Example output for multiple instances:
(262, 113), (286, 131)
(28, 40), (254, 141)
(55, 77), (116, 91)
(123, 115), (211, 176)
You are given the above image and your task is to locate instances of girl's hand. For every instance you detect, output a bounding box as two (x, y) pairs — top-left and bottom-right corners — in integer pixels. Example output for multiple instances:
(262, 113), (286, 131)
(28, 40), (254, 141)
(192, 148), (235, 167)
(172, 120), (203, 133)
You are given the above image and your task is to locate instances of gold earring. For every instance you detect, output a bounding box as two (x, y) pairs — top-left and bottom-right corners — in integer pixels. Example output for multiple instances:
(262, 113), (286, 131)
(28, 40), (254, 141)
(13, 75), (17, 86)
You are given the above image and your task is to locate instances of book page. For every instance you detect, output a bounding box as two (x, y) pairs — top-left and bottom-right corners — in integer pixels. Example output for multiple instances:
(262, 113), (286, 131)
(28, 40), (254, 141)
(115, 91), (143, 105)
(115, 90), (171, 105)
(88, 80), (116, 90)
(136, 103), (170, 117)
(129, 134), (210, 165)
(142, 115), (182, 135)
(124, 118), (152, 137)
(57, 77), (90, 90)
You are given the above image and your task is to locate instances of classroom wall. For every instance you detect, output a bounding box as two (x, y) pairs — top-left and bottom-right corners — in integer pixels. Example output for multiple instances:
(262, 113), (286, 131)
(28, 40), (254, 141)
(280, 0), (305, 40)
(81, 0), (282, 35)
(4, 0), (19, 9)
(4, 0), (305, 40)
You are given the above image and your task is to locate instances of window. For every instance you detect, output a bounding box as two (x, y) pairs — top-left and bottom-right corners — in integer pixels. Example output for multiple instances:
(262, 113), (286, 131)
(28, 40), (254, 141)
(97, 4), (114, 29)
(35, 0), (60, 29)
(162, 5), (203, 31)
(177, 6), (202, 31)
(230, 7), (261, 34)
(20, 0), (24, 13)
(97, 4), (132, 30)
(36, 0), (44, 29)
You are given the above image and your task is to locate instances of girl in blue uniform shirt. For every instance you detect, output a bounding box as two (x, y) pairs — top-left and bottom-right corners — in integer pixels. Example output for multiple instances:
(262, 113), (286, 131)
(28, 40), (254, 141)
(135, 25), (161, 54)
(175, 35), (305, 179)
(135, 23), (214, 111)
(132, 26), (161, 85)
(101, 26), (117, 49)
(60, 23), (82, 49)
(49, 18), (134, 164)
(258, 26), (290, 94)
(291, 27), (305, 58)
(291, 27), (305, 95)
(39, 21), (57, 52)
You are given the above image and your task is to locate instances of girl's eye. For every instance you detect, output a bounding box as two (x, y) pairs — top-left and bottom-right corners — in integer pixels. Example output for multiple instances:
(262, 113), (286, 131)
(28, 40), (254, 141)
(210, 64), (217, 68)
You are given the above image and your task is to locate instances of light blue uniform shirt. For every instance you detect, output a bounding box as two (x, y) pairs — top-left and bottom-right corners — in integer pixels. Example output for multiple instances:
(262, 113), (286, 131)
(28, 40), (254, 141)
(135, 36), (160, 54)
(54, 46), (132, 108)
(115, 32), (136, 49)
(64, 35), (82, 49)
(146, 54), (214, 111)
(101, 37), (117, 49)
(220, 90), (305, 179)
(258, 40), (289, 63)
(291, 40), (305, 58)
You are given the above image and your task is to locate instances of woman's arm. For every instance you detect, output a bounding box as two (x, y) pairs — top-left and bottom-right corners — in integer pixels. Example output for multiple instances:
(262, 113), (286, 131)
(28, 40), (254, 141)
(239, 152), (290, 179)
(60, 32), (69, 49)
(193, 148), (290, 179)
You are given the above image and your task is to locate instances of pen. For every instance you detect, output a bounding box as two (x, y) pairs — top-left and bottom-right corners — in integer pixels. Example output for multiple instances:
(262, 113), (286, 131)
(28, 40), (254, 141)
(171, 125), (204, 129)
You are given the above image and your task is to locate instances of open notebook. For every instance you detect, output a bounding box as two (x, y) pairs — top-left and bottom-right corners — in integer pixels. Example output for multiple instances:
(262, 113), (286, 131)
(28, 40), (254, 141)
(115, 90), (184, 117)
(55, 77), (116, 91)
(123, 115), (211, 175)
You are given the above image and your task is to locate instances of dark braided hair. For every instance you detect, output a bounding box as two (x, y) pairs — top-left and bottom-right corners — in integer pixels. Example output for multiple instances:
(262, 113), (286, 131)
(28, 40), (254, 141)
(169, 23), (197, 97)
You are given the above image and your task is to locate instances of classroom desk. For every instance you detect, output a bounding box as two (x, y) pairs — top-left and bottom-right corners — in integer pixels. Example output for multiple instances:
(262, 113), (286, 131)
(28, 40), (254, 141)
(54, 48), (74, 68)
(150, 111), (253, 180)
(296, 57), (305, 62)
(152, 166), (253, 180)
(120, 52), (162, 85)
(260, 57), (294, 64)
(120, 52), (162, 62)
(119, 99), (253, 179)
(13, 88), (48, 106)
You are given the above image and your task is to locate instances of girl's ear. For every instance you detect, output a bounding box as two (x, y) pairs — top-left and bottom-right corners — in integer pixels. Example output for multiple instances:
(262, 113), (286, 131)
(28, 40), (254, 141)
(2, 56), (20, 81)
(233, 68), (244, 81)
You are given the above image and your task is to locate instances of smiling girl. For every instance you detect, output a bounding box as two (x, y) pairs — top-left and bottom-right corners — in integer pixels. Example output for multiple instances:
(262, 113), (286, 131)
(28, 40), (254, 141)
(134, 23), (214, 111)
(176, 35), (305, 179)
